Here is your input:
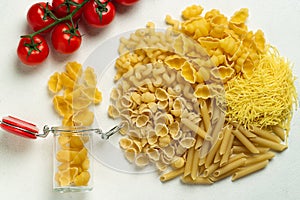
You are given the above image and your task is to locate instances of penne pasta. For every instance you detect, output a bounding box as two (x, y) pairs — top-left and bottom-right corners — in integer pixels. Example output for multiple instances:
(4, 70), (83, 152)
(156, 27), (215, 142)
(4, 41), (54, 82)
(232, 160), (269, 181)
(249, 125), (282, 143)
(199, 100), (210, 131)
(181, 176), (213, 185)
(184, 147), (195, 177)
(205, 134), (223, 168)
(272, 125), (286, 141)
(220, 134), (235, 167)
(203, 162), (220, 177)
(250, 137), (288, 152)
(191, 149), (200, 180)
(213, 158), (246, 177)
(219, 125), (233, 155)
(160, 167), (185, 182)
(245, 151), (275, 166)
(232, 146), (270, 154)
(232, 129), (260, 154)
(181, 118), (207, 139)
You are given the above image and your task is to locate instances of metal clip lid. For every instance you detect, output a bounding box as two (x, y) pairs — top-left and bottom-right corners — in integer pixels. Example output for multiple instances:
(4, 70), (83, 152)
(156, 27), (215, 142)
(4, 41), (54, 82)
(1, 115), (123, 140)
(0, 116), (39, 139)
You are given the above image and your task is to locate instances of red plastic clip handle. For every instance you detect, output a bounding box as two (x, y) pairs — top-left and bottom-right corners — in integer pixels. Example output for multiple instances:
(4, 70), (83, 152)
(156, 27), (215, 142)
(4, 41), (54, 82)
(0, 116), (39, 139)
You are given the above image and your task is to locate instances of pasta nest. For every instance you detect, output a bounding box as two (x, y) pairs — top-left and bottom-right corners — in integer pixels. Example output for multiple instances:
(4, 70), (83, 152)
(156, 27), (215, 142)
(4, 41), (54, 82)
(225, 47), (298, 131)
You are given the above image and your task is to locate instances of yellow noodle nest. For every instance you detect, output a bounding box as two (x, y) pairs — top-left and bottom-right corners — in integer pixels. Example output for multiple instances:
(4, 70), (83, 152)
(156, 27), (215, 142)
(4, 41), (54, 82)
(108, 4), (297, 185)
(225, 47), (298, 131)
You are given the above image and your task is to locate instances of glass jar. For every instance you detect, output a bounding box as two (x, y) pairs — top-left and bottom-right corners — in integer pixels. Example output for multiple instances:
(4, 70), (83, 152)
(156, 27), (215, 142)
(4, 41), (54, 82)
(52, 127), (94, 193)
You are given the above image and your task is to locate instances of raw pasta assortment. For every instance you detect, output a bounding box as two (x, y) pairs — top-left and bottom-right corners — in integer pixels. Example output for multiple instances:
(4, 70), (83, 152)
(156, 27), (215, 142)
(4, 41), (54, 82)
(48, 62), (102, 188)
(107, 5), (298, 184)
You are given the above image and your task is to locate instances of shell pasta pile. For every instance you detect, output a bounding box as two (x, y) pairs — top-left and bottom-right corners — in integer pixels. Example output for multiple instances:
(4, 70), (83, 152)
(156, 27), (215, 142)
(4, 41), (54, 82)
(107, 5), (297, 184)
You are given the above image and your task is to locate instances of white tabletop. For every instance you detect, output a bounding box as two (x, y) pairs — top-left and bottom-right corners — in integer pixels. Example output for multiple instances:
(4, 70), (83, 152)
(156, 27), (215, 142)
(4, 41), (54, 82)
(0, 0), (299, 199)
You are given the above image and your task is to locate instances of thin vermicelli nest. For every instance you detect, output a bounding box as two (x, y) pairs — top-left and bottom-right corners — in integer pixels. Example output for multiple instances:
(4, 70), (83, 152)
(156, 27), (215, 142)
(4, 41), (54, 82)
(225, 47), (298, 131)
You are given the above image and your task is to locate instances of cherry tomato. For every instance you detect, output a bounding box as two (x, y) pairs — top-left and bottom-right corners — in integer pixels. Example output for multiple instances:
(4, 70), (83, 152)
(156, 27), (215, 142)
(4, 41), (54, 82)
(83, 0), (115, 28)
(17, 35), (49, 66)
(51, 23), (82, 54)
(52, 0), (84, 20)
(27, 2), (55, 32)
(113, 0), (139, 6)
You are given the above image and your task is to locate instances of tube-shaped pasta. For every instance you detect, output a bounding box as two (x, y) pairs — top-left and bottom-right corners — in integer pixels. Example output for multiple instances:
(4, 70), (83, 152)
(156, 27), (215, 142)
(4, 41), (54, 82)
(213, 158), (246, 177)
(272, 125), (286, 141)
(220, 134), (235, 167)
(245, 151), (275, 166)
(160, 167), (184, 182)
(184, 147), (195, 177)
(250, 137), (287, 152)
(205, 134), (223, 168)
(232, 129), (259, 154)
(181, 176), (213, 185)
(232, 160), (269, 181)
(191, 149), (200, 180)
(249, 125), (282, 143)
(199, 100), (210, 131)
(219, 125), (233, 155)
(181, 118), (206, 139)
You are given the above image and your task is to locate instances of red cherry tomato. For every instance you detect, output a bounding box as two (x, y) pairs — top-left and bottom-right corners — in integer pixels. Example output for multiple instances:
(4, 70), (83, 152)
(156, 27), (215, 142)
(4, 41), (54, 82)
(52, 0), (84, 20)
(17, 35), (49, 66)
(83, 0), (115, 28)
(113, 0), (139, 6)
(51, 23), (82, 54)
(27, 2), (55, 32)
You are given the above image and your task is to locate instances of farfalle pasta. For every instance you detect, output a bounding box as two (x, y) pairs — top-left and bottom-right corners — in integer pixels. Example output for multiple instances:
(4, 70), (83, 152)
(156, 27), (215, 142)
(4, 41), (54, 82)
(48, 62), (103, 188)
(48, 62), (102, 127)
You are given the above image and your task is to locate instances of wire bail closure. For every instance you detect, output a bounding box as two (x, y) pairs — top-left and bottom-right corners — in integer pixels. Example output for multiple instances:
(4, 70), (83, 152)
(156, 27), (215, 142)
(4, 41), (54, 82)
(42, 123), (124, 140)
(1, 115), (122, 140)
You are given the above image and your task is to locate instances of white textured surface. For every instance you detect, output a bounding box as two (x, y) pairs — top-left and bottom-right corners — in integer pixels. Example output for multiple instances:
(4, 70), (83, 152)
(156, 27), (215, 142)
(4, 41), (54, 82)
(0, 0), (299, 199)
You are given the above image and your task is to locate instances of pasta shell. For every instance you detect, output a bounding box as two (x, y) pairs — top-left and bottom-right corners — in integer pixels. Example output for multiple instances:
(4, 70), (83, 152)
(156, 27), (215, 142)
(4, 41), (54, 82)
(194, 84), (213, 99)
(161, 146), (175, 160)
(108, 105), (120, 119)
(155, 88), (169, 101)
(110, 88), (120, 102)
(119, 138), (133, 150)
(135, 154), (149, 167)
(136, 114), (149, 128)
(124, 148), (137, 163)
(169, 121), (180, 138)
(158, 135), (171, 148)
(181, 61), (197, 84)
(164, 55), (186, 70)
(155, 123), (169, 137)
(141, 92), (156, 103)
(230, 8), (249, 24)
(211, 66), (235, 81)
(146, 148), (160, 161)
(120, 95), (133, 108)
(180, 137), (196, 148)
(147, 130), (158, 146)
(131, 92), (141, 105)
(157, 100), (169, 110)
(148, 102), (158, 113)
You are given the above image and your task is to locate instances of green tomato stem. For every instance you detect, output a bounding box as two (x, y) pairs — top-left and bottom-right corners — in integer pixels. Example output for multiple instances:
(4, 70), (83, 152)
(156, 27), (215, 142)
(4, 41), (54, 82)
(21, 0), (90, 39)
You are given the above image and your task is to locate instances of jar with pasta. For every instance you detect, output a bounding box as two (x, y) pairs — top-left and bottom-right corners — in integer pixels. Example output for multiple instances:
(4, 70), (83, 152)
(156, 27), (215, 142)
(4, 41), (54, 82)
(52, 126), (94, 193)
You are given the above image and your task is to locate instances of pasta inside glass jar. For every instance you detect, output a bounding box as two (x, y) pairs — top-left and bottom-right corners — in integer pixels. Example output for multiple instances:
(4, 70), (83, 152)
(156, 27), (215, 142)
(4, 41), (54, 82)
(52, 127), (94, 193)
